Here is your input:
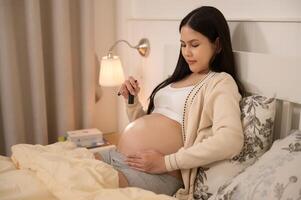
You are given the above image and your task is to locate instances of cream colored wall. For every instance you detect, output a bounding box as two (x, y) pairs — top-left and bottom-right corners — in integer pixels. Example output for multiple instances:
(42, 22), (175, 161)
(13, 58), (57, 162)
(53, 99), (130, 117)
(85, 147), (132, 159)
(94, 0), (119, 133)
(115, 0), (301, 132)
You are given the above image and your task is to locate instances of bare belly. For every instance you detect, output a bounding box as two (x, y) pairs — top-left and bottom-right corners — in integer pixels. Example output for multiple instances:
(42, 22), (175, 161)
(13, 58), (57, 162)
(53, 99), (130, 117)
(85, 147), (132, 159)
(117, 113), (183, 179)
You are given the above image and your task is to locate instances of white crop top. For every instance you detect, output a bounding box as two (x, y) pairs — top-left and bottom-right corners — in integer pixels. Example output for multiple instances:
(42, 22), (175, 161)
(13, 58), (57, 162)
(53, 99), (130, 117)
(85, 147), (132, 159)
(152, 84), (194, 125)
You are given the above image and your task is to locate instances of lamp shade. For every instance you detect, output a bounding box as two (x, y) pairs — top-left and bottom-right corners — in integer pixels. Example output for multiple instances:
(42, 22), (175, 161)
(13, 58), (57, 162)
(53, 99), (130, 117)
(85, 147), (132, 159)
(99, 55), (125, 86)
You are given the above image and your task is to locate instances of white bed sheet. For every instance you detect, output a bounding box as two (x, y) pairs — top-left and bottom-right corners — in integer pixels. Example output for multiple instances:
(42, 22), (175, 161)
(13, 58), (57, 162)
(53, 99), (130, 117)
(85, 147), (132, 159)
(0, 142), (175, 200)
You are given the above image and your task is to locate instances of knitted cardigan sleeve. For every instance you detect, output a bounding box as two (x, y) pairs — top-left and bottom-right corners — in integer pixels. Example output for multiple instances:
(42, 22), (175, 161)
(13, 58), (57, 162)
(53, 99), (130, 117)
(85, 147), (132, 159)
(126, 96), (146, 122)
(165, 75), (244, 171)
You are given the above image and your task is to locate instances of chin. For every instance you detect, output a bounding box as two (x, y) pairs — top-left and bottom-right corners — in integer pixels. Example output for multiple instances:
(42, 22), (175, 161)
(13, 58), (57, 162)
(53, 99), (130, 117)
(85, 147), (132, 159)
(189, 65), (203, 73)
(190, 69), (199, 74)
(188, 65), (197, 72)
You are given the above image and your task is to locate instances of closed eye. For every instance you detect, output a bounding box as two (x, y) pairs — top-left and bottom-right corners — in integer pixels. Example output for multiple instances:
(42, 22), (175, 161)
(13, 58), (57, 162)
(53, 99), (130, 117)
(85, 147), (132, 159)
(180, 43), (199, 48)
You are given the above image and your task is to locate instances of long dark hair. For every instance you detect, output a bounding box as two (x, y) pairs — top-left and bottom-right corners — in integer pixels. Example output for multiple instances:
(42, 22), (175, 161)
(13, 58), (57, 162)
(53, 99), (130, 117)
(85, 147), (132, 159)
(147, 6), (244, 114)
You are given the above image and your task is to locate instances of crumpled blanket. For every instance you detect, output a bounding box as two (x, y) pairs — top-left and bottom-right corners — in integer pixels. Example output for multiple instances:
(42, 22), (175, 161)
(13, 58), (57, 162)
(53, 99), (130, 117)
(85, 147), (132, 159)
(0, 142), (175, 200)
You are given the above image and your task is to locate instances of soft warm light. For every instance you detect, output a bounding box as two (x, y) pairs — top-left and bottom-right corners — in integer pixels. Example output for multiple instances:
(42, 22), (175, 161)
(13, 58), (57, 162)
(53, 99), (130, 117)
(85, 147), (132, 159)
(99, 55), (125, 86)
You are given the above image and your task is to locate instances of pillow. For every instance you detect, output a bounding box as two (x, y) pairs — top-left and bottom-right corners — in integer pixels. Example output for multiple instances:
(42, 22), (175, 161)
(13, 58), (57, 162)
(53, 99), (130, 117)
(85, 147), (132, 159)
(232, 95), (276, 164)
(193, 95), (276, 200)
(210, 130), (301, 200)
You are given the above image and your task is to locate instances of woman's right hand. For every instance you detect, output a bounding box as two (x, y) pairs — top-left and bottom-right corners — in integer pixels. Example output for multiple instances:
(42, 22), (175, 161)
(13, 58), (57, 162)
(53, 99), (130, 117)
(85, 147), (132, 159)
(118, 76), (140, 100)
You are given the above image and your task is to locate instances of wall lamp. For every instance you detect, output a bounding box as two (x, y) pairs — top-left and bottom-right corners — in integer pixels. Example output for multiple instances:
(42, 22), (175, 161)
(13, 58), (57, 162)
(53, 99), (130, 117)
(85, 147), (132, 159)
(98, 38), (150, 87)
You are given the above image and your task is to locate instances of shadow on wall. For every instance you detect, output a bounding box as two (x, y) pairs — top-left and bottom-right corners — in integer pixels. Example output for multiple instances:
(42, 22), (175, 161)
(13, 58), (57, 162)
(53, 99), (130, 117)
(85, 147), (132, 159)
(0, 98), (5, 155)
(231, 22), (268, 54)
(95, 54), (101, 102)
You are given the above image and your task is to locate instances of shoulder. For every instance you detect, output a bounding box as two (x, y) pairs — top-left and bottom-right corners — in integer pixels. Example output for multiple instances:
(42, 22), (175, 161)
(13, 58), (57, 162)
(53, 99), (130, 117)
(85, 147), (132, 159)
(210, 72), (236, 85)
(206, 72), (238, 90)
(205, 72), (241, 98)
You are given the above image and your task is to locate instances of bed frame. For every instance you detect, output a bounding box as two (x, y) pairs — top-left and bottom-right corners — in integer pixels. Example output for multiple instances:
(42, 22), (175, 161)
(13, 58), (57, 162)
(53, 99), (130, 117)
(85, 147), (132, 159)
(234, 51), (301, 140)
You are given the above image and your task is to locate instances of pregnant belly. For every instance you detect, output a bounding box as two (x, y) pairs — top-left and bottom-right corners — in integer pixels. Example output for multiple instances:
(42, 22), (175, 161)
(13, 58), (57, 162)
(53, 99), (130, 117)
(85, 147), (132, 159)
(117, 113), (183, 178)
(117, 113), (183, 155)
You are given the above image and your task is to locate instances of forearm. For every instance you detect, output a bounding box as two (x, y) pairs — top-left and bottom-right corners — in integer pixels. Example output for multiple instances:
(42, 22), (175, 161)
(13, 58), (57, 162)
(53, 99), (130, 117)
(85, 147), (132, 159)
(126, 97), (146, 121)
(164, 127), (243, 171)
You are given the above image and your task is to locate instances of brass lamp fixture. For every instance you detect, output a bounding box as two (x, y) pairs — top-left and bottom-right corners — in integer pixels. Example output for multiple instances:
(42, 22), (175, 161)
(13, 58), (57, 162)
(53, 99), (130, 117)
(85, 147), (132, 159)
(99, 38), (150, 87)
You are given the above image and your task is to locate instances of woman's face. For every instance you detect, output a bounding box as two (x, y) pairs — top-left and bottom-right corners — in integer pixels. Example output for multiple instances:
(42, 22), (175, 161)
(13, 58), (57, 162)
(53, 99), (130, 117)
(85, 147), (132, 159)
(180, 25), (217, 73)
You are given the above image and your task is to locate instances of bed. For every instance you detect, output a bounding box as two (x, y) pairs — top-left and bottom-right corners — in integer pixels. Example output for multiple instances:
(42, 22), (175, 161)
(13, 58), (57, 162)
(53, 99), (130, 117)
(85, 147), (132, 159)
(192, 51), (301, 200)
(0, 51), (300, 200)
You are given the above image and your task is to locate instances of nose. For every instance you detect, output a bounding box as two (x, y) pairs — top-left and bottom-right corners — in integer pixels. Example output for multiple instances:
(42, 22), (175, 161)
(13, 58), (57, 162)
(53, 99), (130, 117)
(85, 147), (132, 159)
(182, 46), (192, 58)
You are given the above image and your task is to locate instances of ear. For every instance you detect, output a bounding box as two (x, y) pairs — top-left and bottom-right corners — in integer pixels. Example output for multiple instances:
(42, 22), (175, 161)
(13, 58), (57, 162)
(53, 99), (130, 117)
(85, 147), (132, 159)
(214, 37), (222, 54)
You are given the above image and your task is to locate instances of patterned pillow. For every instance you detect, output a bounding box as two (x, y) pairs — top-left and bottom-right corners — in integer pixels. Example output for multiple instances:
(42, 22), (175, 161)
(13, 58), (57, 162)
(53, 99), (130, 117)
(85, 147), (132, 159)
(232, 95), (276, 164)
(211, 130), (301, 200)
(193, 95), (276, 200)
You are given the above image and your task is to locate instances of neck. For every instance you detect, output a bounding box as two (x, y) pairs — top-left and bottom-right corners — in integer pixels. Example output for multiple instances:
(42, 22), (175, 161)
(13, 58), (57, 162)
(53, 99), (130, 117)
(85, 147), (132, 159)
(198, 68), (210, 75)
(184, 71), (209, 85)
(192, 69), (210, 78)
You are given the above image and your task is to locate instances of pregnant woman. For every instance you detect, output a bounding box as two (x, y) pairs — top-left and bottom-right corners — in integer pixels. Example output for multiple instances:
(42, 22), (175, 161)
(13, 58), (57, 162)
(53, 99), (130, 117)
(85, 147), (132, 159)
(95, 6), (244, 200)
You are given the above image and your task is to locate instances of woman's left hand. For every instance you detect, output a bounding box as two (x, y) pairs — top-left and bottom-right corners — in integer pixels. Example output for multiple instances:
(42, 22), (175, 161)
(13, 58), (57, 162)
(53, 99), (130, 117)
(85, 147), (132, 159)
(125, 150), (167, 174)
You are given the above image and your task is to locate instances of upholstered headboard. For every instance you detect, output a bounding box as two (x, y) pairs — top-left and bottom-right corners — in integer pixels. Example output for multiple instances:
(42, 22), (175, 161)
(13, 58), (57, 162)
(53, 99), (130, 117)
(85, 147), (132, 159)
(234, 51), (301, 139)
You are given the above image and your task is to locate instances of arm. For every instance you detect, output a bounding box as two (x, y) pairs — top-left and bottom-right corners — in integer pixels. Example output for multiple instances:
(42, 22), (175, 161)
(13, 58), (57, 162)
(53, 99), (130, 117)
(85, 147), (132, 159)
(119, 76), (146, 122)
(126, 96), (146, 122)
(165, 76), (244, 171)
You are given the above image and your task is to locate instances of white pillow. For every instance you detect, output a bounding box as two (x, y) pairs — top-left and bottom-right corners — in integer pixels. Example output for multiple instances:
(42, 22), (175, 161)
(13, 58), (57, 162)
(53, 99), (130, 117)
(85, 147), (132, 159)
(193, 95), (276, 200)
(210, 130), (301, 200)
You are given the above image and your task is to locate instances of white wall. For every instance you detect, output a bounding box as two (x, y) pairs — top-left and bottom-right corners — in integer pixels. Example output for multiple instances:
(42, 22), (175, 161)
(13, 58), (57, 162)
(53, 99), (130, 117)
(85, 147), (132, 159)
(116, 0), (301, 132)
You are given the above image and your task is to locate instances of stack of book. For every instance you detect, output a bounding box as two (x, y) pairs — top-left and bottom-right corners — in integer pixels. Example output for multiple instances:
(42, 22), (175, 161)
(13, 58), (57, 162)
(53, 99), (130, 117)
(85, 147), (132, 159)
(66, 128), (110, 149)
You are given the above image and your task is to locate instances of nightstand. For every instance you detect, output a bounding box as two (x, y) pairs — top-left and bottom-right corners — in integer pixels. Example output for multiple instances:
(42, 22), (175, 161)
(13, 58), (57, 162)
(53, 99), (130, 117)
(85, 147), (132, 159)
(88, 132), (121, 153)
(103, 132), (121, 146)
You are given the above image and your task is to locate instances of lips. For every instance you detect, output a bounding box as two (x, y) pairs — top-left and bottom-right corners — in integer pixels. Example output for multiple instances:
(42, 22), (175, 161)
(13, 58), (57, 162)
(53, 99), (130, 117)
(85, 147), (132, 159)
(187, 60), (197, 65)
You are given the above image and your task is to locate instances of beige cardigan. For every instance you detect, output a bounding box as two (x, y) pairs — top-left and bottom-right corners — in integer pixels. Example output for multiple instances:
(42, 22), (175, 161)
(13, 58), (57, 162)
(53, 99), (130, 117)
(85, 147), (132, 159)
(126, 72), (244, 200)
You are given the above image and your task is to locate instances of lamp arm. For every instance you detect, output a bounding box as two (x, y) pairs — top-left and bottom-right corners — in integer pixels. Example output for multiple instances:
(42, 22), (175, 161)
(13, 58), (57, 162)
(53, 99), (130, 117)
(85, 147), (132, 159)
(108, 40), (138, 52)
(107, 38), (150, 58)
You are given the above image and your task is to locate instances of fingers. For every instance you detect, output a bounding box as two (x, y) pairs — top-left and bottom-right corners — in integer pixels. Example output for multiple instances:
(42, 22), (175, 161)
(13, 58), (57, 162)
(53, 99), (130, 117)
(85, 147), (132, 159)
(126, 153), (141, 159)
(125, 154), (142, 165)
(125, 76), (139, 95)
(126, 160), (144, 168)
(125, 81), (135, 95)
(118, 84), (129, 99)
(128, 166), (147, 172)
(125, 157), (147, 172)
(125, 157), (141, 163)
(129, 76), (138, 88)
(125, 153), (144, 166)
(118, 76), (140, 99)
(125, 150), (166, 174)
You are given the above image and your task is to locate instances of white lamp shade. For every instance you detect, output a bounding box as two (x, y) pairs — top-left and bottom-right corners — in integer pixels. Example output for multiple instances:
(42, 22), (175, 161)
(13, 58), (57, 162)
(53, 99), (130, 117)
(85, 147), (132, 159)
(99, 55), (125, 86)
